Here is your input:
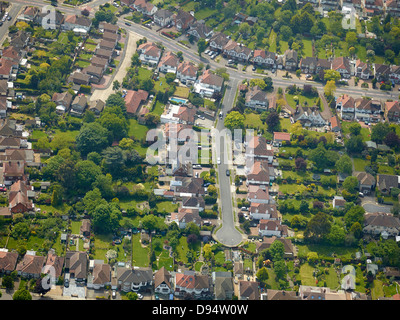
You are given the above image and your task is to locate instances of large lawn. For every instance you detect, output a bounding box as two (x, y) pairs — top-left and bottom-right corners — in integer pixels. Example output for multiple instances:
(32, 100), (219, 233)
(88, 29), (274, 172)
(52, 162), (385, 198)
(244, 112), (267, 131)
(285, 93), (319, 109)
(353, 157), (369, 172)
(297, 244), (357, 260)
(128, 119), (149, 140)
(132, 233), (150, 267)
(156, 201), (178, 213)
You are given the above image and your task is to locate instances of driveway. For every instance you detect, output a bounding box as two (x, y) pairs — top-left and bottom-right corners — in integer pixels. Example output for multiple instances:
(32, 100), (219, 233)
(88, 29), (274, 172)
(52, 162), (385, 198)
(90, 30), (143, 103)
(362, 197), (392, 213)
(62, 278), (86, 299)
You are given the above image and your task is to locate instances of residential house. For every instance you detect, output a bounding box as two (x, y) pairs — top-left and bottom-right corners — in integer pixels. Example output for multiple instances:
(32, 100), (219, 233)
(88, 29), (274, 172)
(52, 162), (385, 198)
(95, 48), (114, 62)
(68, 72), (90, 86)
(9, 31), (30, 51)
(91, 56), (109, 71)
(273, 132), (290, 146)
(34, 9), (64, 28)
(355, 59), (372, 80)
(245, 86), (269, 110)
(256, 237), (296, 259)
(64, 251), (89, 283)
(0, 137), (21, 152)
(3, 161), (25, 185)
(20, 6), (39, 22)
(299, 57), (318, 74)
(174, 271), (210, 298)
(374, 63), (391, 82)
(293, 105), (327, 127)
(364, 0), (384, 15)
(137, 42), (162, 66)
(330, 115), (340, 132)
(332, 196), (346, 209)
(98, 39), (116, 51)
(187, 21), (213, 40)
(223, 40), (252, 62)
(170, 208), (201, 229)
(153, 9), (174, 27)
(45, 250), (64, 279)
(1, 46), (22, 65)
(212, 272), (234, 300)
(234, 261), (244, 279)
(133, 0), (158, 16)
(299, 285), (347, 300)
(116, 266), (153, 292)
(249, 203), (279, 221)
(258, 219), (288, 237)
(176, 61), (198, 84)
(283, 49), (298, 71)
(320, 0), (341, 10)
(100, 22), (119, 34)
(377, 174), (399, 195)
(315, 58), (332, 79)
(389, 65), (400, 84)
(385, 100), (400, 123)
(124, 89), (149, 115)
(154, 266), (173, 295)
(0, 97), (10, 118)
(253, 50), (276, 68)
(332, 56), (352, 79)
(354, 171), (376, 194)
(182, 196), (205, 212)
(52, 91), (73, 115)
(246, 136), (274, 163)
(239, 280), (260, 300)
(194, 69), (224, 97)
(88, 99), (105, 116)
(0, 58), (14, 80)
(354, 98), (382, 123)
(171, 176), (205, 197)
(0, 249), (18, 274)
(246, 161), (272, 186)
(386, 0), (400, 17)
(209, 32), (230, 53)
(102, 31), (119, 44)
(88, 263), (111, 289)
(8, 180), (33, 213)
(247, 185), (271, 204)
(265, 289), (300, 300)
(62, 14), (92, 33)
(0, 80), (8, 97)
(70, 95), (88, 117)
(364, 212), (400, 238)
(16, 252), (45, 278)
(158, 51), (179, 74)
(336, 94), (355, 120)
(80, 219), (91, 238)
(83, 65), (104, 84)
(174, 10), (195, 32)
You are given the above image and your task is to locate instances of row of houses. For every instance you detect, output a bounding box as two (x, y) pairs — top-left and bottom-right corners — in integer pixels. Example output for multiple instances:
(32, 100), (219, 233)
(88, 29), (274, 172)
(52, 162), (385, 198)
(336, 93), (400, 123)
(301, 0), (400, 17)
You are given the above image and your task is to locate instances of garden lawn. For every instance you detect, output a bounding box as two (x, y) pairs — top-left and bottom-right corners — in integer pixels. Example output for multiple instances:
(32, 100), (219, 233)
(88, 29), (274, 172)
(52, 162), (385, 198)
(132, 233), (150, 267)
(302, 39), (313, 57)
(176, 236), (189, 264)
(70, 221), (81, 235)
(194, 8), (217, 20)
(128, 119), (149, 140)
(280, 118), (292, 131)
(297, 244), (357, 260)
(151, 101), (164, 116)
(157, 250), (174, 271)
(244, 112), (267, 131)
(174, 86), (190, 98)
(265, 268), (280, 289)
(371, 280), (385, 300)
(299, 263), (316, 286)
(285, 93), (319, 109)
(278, 183), (307, 195)
(156, 201), (178, 213)
(138, 67), (152, 81)
(353, 157), (369, 172)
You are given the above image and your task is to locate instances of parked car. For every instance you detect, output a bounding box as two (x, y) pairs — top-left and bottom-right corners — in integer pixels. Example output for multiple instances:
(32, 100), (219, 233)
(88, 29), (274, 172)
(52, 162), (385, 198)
(137, 293), (143, 299)
(125, 22), (131, 26)
(252, 66), (256, 71)
(226, 169), (230, 176)
(112, 290), (116, 299)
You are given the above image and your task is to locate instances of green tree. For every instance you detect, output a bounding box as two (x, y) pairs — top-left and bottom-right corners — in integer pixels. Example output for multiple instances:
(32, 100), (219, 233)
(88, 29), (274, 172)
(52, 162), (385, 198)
(371, 122), (390, 144)
(197, 38), (207, 56)
(324, 69), (341, 83)
(224, 111), (245, 131)
(13, 289), (32, 300)
(265, 111), (280, 132)
(335, 155), (353, 175)
(92, 203), (122, 234)
(343, 176), (359, 193)
(256, 267), (269, 283)
(269, 241), (285, 261)
(344, 205), (365, 229)
(273, 260), (287, 279)
(324, 80), (336, 97)
(304, 212), (331, 242)
(76, 122), (110, 156)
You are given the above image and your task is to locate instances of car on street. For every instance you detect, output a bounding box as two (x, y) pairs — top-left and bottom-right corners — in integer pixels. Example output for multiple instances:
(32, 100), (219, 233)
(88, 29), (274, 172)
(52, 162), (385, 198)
(7, 15), (11, 21)
(204, 50), (210, 55)
(226, 169), (230, 176)
(137, 293), (143, 299)
(252, 66), (256, 71)
(125, 22), (131, 26)
(112, 290), (116, 299)
(0, 22), (3, 26)
(217, 157), (221, 165)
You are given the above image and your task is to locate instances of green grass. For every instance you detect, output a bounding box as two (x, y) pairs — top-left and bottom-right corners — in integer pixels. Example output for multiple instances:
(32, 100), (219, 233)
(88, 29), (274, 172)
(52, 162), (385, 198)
(378, 164), (395, 175)
(244, 112), (267, 131)
(176, 236), (190, 264)
(265, 268), (280, 289)
(156, 201), (178, 213)
(194, 8), (217, 20)
(157, 250), (174, 271)
(154, 77), (173, 93)
(278, 183), (308, 195)
(280, 118), (292, 131)
(181, 1), (196, 11)
(138, 67), (152, 81)
(285, 93), (319, 109)
(152, 101), (164, 116)
(302, 39), (313, 58)
(269, 30), (277, 53)
(132, 233), (150, 267)
(371, 280), (385, 300)
(75, 59), (91, 68)
(353, 157), (369, 171)
(6, 236), (46, 253)
(297, 244), (357, 260)
(30, 130), (48, 140)
(128, 119), (149, 140)
(174, 86), (190, 99)
(70, 221), (81, 234)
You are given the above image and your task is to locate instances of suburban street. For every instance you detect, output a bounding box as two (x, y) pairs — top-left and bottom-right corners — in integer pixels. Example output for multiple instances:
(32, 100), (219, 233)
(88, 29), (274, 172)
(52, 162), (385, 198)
(5, 0), (400, 248)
